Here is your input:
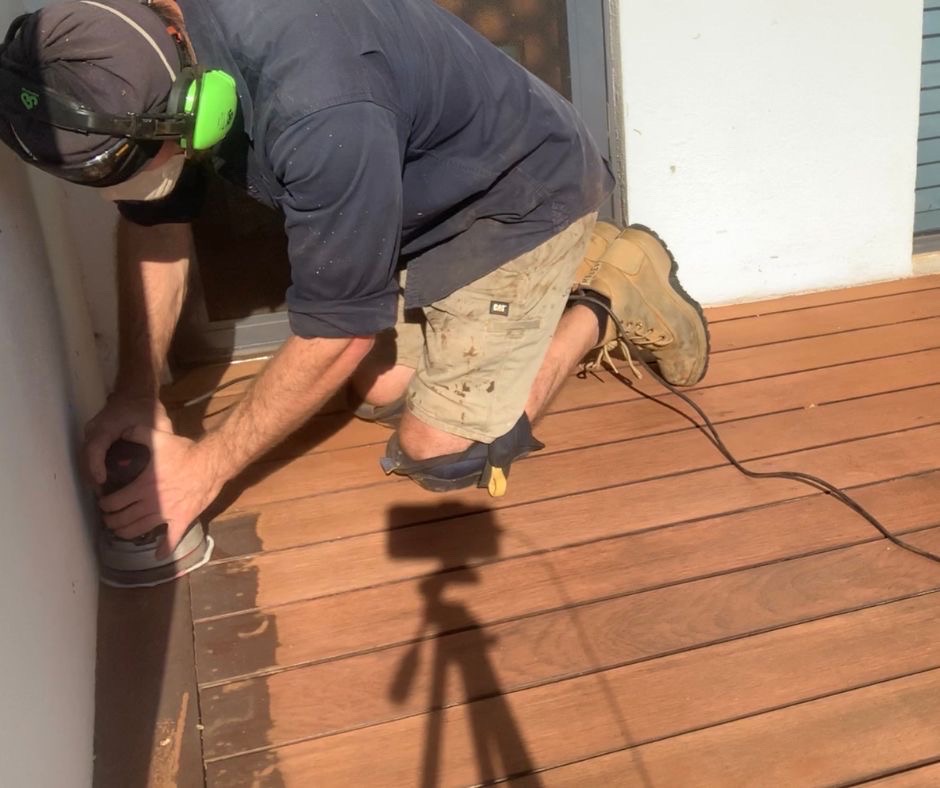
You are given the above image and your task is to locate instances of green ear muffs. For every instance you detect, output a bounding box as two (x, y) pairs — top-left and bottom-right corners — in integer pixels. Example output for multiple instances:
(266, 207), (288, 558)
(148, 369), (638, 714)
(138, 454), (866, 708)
(168, 65), (238, 151)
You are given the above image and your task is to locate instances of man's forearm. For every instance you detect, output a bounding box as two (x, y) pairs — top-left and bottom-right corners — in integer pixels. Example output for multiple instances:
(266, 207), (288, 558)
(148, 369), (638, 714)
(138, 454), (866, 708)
(196, 334), (374, 483)
(114, 217), (191, 396)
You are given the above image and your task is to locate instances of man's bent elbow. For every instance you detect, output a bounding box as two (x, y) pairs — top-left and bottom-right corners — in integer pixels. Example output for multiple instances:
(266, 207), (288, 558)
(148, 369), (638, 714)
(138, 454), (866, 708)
(347, 334), (376, 359)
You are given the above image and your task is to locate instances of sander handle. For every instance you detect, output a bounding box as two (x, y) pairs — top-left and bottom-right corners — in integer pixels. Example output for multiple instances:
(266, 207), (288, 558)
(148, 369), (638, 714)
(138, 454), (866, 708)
(103, 439), (151, 495)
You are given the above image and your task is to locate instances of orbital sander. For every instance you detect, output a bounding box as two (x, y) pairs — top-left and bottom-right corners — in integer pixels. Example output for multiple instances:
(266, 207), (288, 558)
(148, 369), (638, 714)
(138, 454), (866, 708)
(98, 439), (214, 588)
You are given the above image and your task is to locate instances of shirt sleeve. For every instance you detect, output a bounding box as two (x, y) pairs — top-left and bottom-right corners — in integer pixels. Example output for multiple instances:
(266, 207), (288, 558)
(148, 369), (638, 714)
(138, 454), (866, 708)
(116, 161), (208, 226)
(268, 103), (404, 338)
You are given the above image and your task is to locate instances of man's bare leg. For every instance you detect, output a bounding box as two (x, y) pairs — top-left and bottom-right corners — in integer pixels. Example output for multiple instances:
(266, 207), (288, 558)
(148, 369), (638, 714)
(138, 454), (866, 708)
(354, 303), (600, 460)
(522, 303), (599, 421)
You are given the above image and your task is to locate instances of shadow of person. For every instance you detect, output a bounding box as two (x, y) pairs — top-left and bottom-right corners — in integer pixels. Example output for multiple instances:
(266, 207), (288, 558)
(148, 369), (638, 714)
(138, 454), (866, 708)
(386, 504), (542, 788)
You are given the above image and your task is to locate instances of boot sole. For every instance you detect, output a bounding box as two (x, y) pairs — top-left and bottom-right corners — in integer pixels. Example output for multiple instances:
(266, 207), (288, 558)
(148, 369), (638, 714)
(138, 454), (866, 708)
(626, 223), (711, 385)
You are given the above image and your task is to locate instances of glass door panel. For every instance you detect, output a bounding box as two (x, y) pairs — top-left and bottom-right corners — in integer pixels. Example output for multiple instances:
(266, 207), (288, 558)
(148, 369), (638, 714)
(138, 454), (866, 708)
(437, 0), (572, 99)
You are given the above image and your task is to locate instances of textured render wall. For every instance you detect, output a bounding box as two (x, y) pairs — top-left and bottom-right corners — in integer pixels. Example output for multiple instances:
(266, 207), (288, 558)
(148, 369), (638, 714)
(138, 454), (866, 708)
(0, 149), (99, 786)
(616, 0), (924, 304)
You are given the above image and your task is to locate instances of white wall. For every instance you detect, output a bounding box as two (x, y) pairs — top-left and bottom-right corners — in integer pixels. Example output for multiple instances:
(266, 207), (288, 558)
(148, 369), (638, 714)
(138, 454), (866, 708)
(17, 0), (122, 385)
(0, 0), (105, 776)
(0, 145), (101, 785)
(31, 174), (121, 387)
(617, 0), (924, 304)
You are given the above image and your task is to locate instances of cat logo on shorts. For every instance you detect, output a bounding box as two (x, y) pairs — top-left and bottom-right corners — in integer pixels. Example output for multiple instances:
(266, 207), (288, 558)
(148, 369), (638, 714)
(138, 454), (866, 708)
(489, 301), (510, 316)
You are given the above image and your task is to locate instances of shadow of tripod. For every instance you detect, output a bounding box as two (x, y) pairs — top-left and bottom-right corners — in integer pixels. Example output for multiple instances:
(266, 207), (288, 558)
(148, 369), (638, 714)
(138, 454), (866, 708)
(387, 504), (542, 787)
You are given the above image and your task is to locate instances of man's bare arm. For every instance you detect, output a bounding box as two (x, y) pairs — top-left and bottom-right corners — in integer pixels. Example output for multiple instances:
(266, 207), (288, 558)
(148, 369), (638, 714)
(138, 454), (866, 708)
(197, 333), (374, 482)
(114, 217), (191, 396)
(100, 333), (375, 548)
(95, 217), (378, 546)
(84, 217), (191, 483)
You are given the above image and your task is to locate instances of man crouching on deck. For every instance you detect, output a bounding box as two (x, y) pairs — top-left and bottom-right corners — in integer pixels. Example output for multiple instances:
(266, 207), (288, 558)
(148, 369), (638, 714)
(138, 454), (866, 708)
(0, 0), (708, 555)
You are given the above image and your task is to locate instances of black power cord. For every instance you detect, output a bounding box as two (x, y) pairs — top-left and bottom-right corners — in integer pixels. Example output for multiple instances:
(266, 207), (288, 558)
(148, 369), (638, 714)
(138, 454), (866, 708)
(574, 291), (940, 566)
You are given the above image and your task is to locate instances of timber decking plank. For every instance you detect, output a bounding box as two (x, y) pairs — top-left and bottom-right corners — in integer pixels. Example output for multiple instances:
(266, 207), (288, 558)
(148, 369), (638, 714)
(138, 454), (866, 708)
(195, 384), (940, 601)
(862, 763), (940, 786)
(194, 474), (940, 683)
(94, 579), (204, 788)
(197, 467), (940, 646)
(503, 316), (940, 418)
(705, 274), (940, 322)
(192, 423), (940, 621)
(707, 288), (940, 352)
(204, 575), (940, 786)
(513, 668), (940, 788)
(697, 315), (940, 387)
(174, 345), (940, 487)
(194, 390), (940, 618)
(200, 564), (940, 759)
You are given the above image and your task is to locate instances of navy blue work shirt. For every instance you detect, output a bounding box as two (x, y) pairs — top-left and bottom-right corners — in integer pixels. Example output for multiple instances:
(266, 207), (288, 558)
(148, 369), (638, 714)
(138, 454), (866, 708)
(120, 0), (615, 338)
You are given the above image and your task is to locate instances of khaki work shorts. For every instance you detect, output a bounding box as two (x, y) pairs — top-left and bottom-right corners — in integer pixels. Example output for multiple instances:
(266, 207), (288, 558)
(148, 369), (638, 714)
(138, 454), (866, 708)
(369, 212), (597, 443)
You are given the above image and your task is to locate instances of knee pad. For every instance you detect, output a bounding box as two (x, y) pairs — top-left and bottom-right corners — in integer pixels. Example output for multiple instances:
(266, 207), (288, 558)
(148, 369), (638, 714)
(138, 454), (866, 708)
(379, 413), (544, 497)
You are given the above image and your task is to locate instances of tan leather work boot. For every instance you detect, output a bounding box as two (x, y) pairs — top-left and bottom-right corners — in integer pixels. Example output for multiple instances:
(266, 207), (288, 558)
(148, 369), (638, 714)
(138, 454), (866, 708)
(573, 220), (620, 284)
(574, 222), (709, 386)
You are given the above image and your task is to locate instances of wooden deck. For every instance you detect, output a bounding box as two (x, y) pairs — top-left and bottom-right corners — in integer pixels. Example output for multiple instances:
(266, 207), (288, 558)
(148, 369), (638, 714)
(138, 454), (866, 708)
(96, 274), (940, 787)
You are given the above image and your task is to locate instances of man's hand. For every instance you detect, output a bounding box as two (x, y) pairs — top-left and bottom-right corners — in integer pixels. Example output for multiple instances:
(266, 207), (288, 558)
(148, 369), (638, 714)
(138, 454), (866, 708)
(84, 393), (173, 487)
(98, 425), (224, 559)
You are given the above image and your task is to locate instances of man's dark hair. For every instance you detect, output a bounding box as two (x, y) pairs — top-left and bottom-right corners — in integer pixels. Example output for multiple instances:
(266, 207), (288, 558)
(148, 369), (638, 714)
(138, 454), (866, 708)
(148, 0), (194, 61)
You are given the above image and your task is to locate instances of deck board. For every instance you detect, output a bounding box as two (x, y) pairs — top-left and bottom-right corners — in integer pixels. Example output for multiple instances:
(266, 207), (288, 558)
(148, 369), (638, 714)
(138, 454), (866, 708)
(194, 470), (940, 683)
(143, 274), (940, 786)
(511, 668), (940, 787)
(207, 380), (940, 534)
(201, 591), (940, 763)
(704, 274), (940, 321)
(207, 665), (940, 788)
(193, 420), (940, 607)
(193, 382), (940, 615)
(862, 762), (940, 786)
(707, 287), (940, 351)
(169, 283), (940, 451)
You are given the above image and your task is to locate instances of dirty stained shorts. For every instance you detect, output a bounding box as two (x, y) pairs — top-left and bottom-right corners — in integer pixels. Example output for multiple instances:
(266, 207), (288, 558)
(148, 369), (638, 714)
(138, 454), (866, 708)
(370, 212), (597, 443)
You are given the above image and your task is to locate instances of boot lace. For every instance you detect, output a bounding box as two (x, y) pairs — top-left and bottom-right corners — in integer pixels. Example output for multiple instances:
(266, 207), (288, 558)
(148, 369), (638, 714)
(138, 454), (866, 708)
(621, 320), (670, 349)
(583, 338), (642, 379)
(573, 290), (670, 379)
